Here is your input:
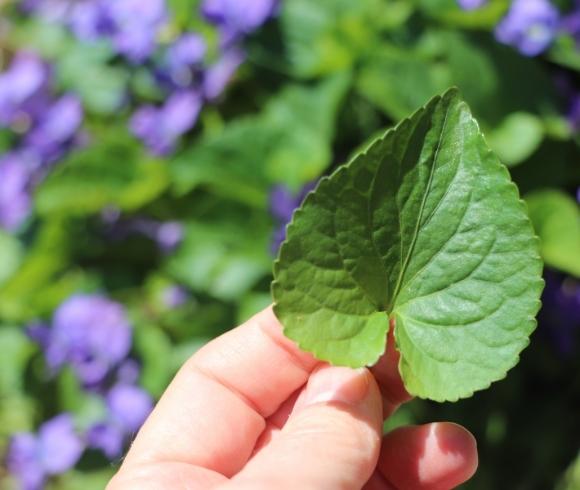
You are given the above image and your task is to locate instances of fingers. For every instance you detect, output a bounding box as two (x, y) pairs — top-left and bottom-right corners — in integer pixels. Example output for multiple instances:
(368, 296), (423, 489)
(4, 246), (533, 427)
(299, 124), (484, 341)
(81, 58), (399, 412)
(371, 323), (412, 418)
(121, 307), (319, 476)
(222, 366), (383, 490)
(376, 423), (478, 490)
(107, 462), (227, 490)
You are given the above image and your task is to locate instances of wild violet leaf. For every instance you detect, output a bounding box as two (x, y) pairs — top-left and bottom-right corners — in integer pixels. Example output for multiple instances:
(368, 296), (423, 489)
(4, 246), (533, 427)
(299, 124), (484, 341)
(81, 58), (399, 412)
(272, 89), (544, 402)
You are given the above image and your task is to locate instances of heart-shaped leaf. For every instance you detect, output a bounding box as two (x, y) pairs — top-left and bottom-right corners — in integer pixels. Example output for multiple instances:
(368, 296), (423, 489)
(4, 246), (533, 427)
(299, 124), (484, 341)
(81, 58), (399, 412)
(272, 89), (543, 401)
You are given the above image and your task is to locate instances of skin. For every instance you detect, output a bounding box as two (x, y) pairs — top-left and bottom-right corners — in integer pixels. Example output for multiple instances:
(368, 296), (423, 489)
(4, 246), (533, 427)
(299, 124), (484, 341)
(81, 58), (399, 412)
(108, 307), (478, 490)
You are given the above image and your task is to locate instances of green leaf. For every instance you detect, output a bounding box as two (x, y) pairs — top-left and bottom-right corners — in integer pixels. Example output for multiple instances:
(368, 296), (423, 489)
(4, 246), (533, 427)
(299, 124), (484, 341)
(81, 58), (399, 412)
(56, 42), (128, 115)
(0, 327), (34, 395)
(277, 0), (379, 77)
(357, 44), (443, 121)
(0, 230), (22, 286)
(358, 31), (557, 128)
(171, 75), (348, 200)
(486, 112), (544, 167)
(166, 216), (272, 301)
(36, 129), (169, 216)
(526, 190), (580, 277)
(272, 89), (543, 402)
(0, 220), (85, 322)
(557, 451), (580, 490)
(133, 325), (173, 398)
(417, 0), (508, 28)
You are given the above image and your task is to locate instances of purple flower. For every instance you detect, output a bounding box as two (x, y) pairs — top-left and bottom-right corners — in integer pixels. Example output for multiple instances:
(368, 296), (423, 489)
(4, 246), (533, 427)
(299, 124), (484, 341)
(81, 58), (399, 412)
(495, 0), (560, 56)
(104, 0), (168, 62)
(567, 94), (580, 132)
(19, 0), (73, 22)
(202, 48), (245, 100)
(269, 182), (316, 253)
(269, 185), (297, 223)
(88, 384), (153, 458)
(86, 422), (125, 459)
(0, 152), (33, 231)
(117, 359), (141, 384)
(107, 384), (153, 432)
(7, 414), (84, 490)
(101, 214), (184, 253)
(0, 52), (50, 127)
(36, 294), (132, 387)
(457, 0), (487, 10)
(271, 225), (287, 255)
(539, 270), (580, 356)
(155, 221), (184, 252)
(161, 284), (190, 308)
(201, 0), (277, 41)
(25, 94), (83, 163)
(68, 0), (167, 62)
(269, 183), (315, 222)
(162, 34), (207, 88)
(130, 90), (202, 155)
(560, 7), (580, 52)
(69, 1), (111, 41)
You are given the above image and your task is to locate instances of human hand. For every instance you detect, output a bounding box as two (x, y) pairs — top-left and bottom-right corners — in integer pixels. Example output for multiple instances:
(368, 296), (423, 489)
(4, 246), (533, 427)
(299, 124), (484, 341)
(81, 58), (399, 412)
(108, 307), (478, 489)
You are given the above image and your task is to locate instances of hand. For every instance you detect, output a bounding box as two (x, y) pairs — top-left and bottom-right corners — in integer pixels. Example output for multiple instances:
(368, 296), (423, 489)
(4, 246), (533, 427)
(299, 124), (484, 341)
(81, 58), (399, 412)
(108, 307), (478, 489)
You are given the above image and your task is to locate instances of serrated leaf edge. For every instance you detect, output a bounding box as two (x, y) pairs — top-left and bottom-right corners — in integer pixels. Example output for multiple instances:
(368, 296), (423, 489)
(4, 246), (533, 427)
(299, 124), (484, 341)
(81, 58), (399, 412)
(272, 88), (545, 401)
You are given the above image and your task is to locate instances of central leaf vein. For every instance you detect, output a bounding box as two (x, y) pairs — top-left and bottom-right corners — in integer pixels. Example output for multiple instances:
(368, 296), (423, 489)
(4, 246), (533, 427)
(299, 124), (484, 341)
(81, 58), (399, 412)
(391, 104), (452, 306)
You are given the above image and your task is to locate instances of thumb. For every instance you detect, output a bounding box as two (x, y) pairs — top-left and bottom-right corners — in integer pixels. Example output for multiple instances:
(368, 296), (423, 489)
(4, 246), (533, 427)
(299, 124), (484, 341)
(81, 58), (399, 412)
(224, 366), (383, 490)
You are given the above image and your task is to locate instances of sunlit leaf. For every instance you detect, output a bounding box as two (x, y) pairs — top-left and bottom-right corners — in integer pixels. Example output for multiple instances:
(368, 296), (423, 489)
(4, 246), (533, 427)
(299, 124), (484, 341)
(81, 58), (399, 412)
(273, 89), (543, 401)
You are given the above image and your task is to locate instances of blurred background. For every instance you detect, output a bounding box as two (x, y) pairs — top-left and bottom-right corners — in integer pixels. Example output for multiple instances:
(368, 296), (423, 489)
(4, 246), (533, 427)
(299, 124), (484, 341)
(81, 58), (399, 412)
(0, 0), (578, 488)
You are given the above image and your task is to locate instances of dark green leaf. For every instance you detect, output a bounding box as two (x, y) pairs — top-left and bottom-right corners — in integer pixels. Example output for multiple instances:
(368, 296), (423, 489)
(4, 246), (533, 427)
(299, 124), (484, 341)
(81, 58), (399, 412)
(0, 231), (22, 286)
(486, 113), (544, 167)
(526, 190), (580, 277)
(273, 89), (543, 401)
(133, 325), (173, 398)
(36, 130), (169, 216)
(170, 75), (348, 201)
(0, 220), (85, 322)
(278, 0), (379, 77)
(166, 217), (271, 301)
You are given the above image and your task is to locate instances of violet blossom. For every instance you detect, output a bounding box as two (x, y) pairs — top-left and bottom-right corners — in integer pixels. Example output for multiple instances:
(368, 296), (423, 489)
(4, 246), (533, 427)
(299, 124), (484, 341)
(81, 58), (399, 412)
(201, 0), (278, 43)
(456, 0), (487, 10)
(495, 0), (560, 56)
(0, 52), (50, 128)
(202, 47), (246, 100)
(101, 213), (184, 253)
(130, 90), (202, 155)
(161, 34), (207, 89)
(69, 0), (168, 63)
(0, 152), (34, 231)
(539, 270), (580, 356)
(269, 182), (316, 253)
(161, 284), (190, 309)
(30, 294), (132, 387)
(24, 94), (83, 164)
(87, 384), (153, 458)
(6, 414), (84, 490)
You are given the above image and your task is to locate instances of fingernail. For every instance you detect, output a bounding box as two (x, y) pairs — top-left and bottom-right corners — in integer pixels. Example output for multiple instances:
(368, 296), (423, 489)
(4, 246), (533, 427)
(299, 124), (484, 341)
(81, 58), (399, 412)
(301, 366), (370, 408)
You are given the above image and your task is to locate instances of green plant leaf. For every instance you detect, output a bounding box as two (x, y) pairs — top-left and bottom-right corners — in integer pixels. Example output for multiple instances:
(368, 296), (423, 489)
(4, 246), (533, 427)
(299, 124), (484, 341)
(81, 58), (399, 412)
(525, 190), (580, 277)
(0, 230), (22, 286)
(272, 89), (543, 402)
(166, 216), (271, 301)
(35, 128), (169, 216)
(170, 75), (348, 202)
(486, 112), (544, 167)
